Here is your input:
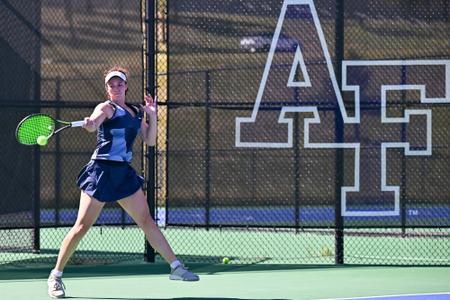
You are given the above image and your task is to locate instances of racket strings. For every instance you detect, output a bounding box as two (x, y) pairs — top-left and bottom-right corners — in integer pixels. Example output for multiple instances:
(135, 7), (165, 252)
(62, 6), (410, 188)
(16, 115), (55, 145)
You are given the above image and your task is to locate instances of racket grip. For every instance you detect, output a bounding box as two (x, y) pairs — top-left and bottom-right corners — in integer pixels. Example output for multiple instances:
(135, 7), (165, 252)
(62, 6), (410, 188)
(71, 120), (85, 127)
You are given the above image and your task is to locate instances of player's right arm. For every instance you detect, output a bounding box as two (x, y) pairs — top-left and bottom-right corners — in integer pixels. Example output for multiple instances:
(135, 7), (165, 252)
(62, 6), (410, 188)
(83, 102), (114, 132)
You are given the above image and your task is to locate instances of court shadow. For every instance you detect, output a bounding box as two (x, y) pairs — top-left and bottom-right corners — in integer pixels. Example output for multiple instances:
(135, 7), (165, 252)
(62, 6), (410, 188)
(0, 261), (415, 281)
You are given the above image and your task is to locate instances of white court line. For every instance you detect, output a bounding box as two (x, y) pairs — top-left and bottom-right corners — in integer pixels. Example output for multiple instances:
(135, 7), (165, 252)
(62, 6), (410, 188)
(315, 292), (450, 300)
(349, 255), (450, 263)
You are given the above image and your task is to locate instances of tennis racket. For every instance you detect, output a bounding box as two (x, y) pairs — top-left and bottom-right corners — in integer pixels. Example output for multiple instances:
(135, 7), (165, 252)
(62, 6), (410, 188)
(15, 113), (84, 146)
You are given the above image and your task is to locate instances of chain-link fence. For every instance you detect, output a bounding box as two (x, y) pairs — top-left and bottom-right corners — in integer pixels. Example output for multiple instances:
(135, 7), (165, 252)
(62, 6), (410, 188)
(1, 0), (449, 267)
(157, 0), (449, 265)
(1, 0), (146, 264)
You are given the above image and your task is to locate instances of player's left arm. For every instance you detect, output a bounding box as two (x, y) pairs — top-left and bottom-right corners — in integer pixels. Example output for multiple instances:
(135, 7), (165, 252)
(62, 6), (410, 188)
(140, 94), (157, 146)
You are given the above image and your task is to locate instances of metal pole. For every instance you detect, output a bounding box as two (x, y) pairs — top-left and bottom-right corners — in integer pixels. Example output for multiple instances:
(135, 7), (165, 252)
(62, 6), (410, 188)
(205, 70), (211, 229)
(294, 88), (300, 231)
(334, 0), (345, 265)
(400, 64), (407, 236)
(55, 77), (61, 226)
(32, 0), (42, 253)
(144, 0), (156, 262)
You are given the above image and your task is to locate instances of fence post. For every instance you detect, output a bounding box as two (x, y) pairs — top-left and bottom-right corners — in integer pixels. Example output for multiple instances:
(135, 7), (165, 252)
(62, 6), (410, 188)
(32, 3), (42, 252)
(334, 0), (345, 265)
(294, 88), (300, 231)
(205, 70), (211, 229)
(55, 77), (62, 226)
(144, 0), (156, 263)
(400, 64), (407, 236)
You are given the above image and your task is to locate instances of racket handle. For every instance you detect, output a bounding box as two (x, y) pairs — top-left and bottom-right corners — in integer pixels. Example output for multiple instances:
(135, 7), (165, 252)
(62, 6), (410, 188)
(71, 120), (85, 127)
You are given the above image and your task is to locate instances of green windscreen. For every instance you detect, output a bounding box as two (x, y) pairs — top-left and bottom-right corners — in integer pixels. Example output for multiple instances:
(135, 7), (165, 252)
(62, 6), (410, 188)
(15, 114), (55, 145)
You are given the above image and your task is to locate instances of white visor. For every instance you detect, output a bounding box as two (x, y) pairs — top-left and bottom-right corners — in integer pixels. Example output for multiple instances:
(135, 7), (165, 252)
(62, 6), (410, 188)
(105, 71), (127, 84)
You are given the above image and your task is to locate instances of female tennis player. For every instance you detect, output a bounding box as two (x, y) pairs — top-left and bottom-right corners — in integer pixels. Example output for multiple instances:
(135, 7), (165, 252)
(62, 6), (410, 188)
(47, 66), (199, 298)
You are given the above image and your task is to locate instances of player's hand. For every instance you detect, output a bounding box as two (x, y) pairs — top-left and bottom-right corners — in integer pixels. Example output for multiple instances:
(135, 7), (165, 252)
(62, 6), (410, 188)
(141, 94), (157, 115)
(83, 117), (97, 132)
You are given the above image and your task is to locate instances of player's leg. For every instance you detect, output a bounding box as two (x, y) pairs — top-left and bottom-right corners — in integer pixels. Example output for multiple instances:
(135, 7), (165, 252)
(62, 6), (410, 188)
(54, 192), (105, 270)
(48, 192), (105, 298)
(118, 189), (199, 281)
(118, 188), (176, 262)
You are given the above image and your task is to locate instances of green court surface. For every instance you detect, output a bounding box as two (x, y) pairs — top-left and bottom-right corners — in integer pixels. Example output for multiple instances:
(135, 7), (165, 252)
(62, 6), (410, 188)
(1, 262), (449, 300)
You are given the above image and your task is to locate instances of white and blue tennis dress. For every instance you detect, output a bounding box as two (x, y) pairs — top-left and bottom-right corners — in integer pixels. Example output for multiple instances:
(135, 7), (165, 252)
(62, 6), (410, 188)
(76, 101), (144, 202)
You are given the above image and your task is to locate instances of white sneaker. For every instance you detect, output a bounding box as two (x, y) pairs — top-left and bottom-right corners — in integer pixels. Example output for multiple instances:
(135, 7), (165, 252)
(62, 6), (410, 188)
(169, 264), (199, 281)
(47, 274), (65, 298)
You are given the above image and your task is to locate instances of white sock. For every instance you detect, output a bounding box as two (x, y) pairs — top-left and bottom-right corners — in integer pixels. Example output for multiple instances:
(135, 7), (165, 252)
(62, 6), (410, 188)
(51, 269), (63, 277)
(170, 260), (181, 269)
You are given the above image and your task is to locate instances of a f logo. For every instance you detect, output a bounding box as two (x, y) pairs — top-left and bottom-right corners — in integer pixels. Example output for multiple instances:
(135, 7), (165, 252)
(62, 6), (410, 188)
(235, 0), (450, 217)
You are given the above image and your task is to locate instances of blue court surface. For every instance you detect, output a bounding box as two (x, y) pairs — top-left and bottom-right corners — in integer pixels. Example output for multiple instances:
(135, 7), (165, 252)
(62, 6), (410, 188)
(40, 204), (450, 226)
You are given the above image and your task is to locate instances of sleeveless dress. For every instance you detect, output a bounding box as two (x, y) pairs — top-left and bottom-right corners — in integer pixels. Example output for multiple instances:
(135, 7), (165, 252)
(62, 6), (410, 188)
(76, 101), (144, 202)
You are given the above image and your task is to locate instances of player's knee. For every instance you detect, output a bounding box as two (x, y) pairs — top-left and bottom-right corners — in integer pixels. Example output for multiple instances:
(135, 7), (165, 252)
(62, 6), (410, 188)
(135, 214), (154, 228)
(72, 223), (91, 237)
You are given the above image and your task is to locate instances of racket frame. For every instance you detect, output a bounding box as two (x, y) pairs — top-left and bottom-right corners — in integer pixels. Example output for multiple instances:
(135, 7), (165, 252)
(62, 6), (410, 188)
(15, 113), (84, 146)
